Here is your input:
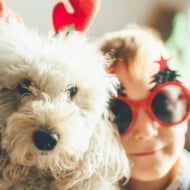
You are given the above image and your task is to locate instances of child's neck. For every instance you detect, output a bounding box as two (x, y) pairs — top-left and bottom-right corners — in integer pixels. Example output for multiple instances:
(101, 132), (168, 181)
(125, 160), (179, 190)
(126, 176), (170, 190)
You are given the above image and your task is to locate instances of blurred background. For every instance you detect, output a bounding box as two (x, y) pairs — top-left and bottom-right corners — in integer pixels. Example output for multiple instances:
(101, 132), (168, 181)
(5, 0), (189, 37)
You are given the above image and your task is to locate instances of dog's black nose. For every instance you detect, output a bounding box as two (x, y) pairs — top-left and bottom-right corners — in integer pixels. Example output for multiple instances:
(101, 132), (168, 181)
(32, 130), (58, 151)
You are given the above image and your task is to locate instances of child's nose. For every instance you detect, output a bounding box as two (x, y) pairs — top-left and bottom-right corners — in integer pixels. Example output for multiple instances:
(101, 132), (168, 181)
(132, 109), (158, 140)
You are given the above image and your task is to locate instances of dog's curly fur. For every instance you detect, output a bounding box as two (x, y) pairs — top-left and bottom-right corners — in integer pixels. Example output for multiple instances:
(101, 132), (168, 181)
(0, 12), (129, 190)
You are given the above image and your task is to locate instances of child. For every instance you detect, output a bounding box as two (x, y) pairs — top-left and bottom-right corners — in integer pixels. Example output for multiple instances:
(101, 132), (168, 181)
(97, 26), (190, 190)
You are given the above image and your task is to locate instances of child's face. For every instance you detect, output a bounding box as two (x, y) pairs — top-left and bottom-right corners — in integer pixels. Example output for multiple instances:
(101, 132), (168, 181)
(114, 59), (187, 181)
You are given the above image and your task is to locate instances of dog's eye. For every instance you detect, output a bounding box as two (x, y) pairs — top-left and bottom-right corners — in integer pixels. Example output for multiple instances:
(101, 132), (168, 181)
(17, 79), (32, 95)
(66, 85), (78, 98)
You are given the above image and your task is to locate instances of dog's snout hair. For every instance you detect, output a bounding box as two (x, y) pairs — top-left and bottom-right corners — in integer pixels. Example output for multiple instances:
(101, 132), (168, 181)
(0, 14), (130, 190)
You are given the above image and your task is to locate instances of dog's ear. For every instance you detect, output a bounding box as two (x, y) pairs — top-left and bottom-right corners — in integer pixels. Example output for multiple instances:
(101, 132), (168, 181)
(84, 117), (130, 186)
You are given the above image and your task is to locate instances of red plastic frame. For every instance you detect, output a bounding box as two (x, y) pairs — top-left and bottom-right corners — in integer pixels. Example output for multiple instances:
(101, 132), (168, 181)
(113, 81), (190, 136)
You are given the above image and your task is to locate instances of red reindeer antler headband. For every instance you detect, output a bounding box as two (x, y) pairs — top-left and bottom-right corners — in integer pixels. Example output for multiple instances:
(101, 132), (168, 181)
(0, 0), (23, 24)
(0, 0), (5, 18)
(52, 0), (101, 34)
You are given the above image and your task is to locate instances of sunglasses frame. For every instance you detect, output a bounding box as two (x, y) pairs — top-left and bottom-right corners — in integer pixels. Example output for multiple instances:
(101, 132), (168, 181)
(112, 81), (190, 136)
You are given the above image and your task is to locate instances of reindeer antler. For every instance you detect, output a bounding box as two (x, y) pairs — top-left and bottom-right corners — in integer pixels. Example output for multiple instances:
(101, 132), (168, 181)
(52, 0), (101, 34)
(0, 0), (23, 24)
(0, 0), (5, 18)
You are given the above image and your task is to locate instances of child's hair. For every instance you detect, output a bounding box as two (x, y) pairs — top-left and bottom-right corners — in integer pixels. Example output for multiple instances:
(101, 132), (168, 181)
(97, 25), (170, 82)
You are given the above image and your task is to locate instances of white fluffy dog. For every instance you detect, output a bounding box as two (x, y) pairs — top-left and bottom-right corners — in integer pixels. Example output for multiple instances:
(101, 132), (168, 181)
(0, 10), (129, 190)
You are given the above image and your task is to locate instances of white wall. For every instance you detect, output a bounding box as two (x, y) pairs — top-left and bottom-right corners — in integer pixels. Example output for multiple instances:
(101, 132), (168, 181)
(6, 0), (188, 37)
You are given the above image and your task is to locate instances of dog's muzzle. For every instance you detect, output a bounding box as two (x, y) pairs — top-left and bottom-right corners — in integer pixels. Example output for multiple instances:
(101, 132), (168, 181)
(32, 129), (58, 151)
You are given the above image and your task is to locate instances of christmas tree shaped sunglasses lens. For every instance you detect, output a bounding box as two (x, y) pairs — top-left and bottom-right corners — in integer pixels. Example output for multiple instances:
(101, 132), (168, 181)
(109, 81), (190, 135)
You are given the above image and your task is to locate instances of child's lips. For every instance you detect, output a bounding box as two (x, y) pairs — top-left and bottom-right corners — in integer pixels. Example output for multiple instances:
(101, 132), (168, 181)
(130, 148), (162, 156)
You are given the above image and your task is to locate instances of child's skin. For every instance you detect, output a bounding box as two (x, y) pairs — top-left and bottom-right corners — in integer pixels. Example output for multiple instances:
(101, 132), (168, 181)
(98, 27), (189, 190)
(115, 57), (186, 190)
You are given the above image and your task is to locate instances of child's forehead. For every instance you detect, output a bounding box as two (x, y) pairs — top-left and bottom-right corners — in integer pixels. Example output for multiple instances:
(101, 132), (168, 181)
(114, 59), (156, 99)
(126, 53), (161, 82)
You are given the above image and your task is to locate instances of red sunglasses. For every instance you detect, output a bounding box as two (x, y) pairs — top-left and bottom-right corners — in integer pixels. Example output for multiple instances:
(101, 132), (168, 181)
(109, 81), (190, 135)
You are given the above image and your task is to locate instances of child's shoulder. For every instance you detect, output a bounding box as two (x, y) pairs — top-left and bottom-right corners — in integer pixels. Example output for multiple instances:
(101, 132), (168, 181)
(179, 150), (190, 189)
(167, 150), (190, 190)
(181, 149), (190, 166)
